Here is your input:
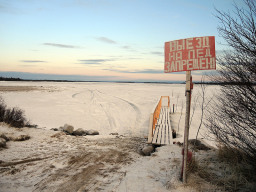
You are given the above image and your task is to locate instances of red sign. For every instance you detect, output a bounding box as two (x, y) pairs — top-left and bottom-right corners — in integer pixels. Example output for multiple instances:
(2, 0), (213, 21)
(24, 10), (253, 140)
(164, 36), (216, 73)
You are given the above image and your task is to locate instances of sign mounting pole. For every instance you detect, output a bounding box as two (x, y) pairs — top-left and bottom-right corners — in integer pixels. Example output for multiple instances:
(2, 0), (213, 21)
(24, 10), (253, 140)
(183, 70), (192, 183)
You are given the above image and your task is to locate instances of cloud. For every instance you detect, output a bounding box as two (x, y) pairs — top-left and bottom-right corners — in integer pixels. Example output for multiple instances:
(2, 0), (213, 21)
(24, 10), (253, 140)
(120, 45), (137, 52)
(127, 57), (142, 60)
(130, 69), (163, 74)
(95, 37), (136, 53)
(78, 59), (112, 65)
(0, 5), (5, 11)
(0, 3), (21, 14)
(95, 37), (117, 44)
(151, 51), (163, 55)
(121, 46), (130, 49)
(20, 60), (47, 63)
(43, 43), (80, 48)
(104, 68), (164, 74)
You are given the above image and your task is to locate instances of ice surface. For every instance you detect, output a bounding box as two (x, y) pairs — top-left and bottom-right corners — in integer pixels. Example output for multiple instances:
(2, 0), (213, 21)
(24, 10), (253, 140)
(1, 81), (219, 145)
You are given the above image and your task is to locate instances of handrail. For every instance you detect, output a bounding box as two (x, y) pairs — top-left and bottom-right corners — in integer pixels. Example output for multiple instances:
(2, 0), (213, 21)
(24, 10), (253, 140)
(152, 96), (170, 135)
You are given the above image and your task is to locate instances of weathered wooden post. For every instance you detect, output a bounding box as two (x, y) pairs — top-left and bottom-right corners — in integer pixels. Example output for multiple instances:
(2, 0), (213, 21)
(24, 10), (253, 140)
(183, 70), (191, 183)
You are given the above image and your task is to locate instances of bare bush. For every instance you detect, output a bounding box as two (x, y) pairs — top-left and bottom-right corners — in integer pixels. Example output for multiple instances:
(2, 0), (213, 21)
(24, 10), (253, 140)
(187, 142), (256, 191)
(0, 96), (29, 128)
(0, 97), (6, 122)
(4, 108), (27, 128)
(189, 94), (199, 127)
(195, 78), (213, 142)
(206, 0), (256, 162)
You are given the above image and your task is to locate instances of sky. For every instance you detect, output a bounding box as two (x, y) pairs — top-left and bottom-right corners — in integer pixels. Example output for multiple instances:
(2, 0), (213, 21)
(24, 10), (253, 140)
(0, 0), (243, 82)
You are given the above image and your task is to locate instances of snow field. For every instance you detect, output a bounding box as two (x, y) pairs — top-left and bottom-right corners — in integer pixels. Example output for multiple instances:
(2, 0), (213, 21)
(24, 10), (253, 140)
(1, 81), (219, 145)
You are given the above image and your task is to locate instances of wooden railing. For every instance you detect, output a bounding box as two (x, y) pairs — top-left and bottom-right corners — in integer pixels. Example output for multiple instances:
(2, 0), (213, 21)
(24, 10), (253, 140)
(152, 96), (170, 133)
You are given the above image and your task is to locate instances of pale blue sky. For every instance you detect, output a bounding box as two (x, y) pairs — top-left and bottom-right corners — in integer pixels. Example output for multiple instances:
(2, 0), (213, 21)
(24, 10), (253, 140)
(0, 0), (242, 82)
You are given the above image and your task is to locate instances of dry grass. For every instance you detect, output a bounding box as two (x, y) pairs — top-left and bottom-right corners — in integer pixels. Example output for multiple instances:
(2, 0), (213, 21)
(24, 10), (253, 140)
(187, 146), (256, 191)
(0, 86), (39, 92)
(32, 137), (144, 192)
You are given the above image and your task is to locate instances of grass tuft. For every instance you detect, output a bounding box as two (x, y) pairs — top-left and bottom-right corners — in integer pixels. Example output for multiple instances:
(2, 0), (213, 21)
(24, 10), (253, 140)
(0, 96), (30, 128)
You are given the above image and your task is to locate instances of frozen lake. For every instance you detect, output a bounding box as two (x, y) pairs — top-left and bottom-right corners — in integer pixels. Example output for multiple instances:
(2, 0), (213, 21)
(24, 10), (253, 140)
(0, 81), (219, 143)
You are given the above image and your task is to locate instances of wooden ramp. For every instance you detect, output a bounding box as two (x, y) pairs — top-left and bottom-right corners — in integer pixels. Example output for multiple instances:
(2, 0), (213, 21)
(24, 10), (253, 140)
(151, 106), (173, 145)
(148, 96), (173, 145)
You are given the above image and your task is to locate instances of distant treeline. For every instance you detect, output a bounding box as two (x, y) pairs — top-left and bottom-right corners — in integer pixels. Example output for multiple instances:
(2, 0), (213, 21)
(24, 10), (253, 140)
(0, 77), (23, 81)
(0, 76), (73, 82)
(0, 76), (254, 85)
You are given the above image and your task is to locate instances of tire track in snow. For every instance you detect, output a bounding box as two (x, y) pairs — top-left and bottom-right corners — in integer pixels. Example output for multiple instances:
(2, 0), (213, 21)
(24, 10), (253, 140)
(94, 89), (142, 129)
(72, 89), (94, 102)
(111, 95), (142, 127)
(99, 103), (116, 128)
(93, 90), (124, 129)
(95, 89), (142, 123)
(71, 89), (118, 129)
(71, 89), (142, 132)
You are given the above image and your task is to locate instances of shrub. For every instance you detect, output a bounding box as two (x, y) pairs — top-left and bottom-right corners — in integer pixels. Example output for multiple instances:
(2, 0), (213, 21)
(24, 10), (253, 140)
(4, 108), (27, 128)
(207, 0), (256, 162)
(190, 146), (256, 191)
(0, 97), (6, 122)
(0, 96), (29, 128)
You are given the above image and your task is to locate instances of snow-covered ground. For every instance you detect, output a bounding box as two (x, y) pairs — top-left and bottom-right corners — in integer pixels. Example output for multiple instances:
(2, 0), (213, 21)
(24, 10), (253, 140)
(0, 81), (219, 142)
(0, 81), (220, 191)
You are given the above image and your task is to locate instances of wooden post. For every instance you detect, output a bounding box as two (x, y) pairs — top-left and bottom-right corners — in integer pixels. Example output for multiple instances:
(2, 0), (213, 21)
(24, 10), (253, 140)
(183, 70), (191, 183)
(147, 113), (154, 143)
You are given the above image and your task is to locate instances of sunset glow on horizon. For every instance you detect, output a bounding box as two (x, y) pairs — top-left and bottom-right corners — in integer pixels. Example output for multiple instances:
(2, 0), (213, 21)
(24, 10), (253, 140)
(0, 0), (243, 82)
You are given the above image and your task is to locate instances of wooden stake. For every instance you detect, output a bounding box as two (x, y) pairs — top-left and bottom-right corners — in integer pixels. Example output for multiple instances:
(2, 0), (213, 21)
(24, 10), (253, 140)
(147, 113), (153, 143)
(183, 70), (191, 183)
